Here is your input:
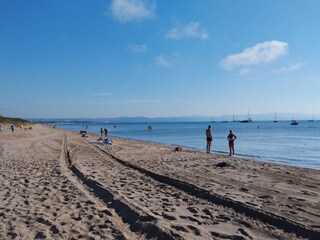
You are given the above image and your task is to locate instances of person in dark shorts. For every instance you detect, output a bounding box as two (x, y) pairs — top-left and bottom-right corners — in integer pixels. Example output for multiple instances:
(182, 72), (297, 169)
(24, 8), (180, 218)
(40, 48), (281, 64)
(206, 125), (213, 153)
(227, 130), (237, 156)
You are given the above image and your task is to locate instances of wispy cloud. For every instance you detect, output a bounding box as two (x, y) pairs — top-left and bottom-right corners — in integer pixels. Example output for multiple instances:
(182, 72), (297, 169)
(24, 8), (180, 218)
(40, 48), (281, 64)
(91, 92), (113, 96)
(220, 41), (288, 70)
(155, 55), (170, 67)
(273, 62), (306, 73)
(128, 44), (148, 53)
(109, 0), (156, 22)
(166, 22), (208, 41)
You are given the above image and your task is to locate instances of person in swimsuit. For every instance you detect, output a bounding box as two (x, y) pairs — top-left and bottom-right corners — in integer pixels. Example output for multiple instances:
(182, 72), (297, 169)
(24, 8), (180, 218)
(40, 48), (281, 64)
(227, 130), (237, 156)
(206, 125), (213, 153)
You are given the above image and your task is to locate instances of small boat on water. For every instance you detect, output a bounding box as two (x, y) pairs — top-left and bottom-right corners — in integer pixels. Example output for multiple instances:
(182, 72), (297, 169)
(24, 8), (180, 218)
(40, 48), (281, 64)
(240, 118), (253, 123)
(290, 120), (299, 125)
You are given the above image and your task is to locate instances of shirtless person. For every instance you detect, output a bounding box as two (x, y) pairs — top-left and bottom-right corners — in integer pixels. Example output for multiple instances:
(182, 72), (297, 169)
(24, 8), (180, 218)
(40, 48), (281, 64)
(227, 130), (237, 156)
(206, 125), (213, 153)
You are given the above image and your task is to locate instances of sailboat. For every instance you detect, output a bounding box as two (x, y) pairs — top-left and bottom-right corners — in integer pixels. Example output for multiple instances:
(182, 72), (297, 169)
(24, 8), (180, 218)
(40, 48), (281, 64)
(290, 120), (299, 125)
(220, 113), (228, 123)
(308, 114), (315, 122)
(273, 112), (278, 123)
(240, 111), (253, 123)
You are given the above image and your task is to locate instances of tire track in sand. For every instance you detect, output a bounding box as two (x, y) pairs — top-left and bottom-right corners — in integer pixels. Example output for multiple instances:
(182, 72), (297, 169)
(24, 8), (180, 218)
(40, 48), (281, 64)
(59, 134), (142, 240)
(62, 134), (181, 240)
(87, 138), (320, 240)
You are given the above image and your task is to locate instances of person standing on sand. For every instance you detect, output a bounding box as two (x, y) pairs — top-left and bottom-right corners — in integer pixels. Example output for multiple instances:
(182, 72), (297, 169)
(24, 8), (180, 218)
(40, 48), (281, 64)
(104, 128), (109, 138)
(100, 127), (103, 136)
(206, 125), (213, 153)
(10, 124), (15, 133)
(227, 130), (237, 156)
(0, 122), (2, 133)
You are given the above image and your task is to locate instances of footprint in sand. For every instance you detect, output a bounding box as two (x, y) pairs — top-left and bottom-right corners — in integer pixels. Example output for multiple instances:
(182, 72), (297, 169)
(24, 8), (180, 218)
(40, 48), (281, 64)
(238, 228), (252, 238)
(162, 213), (177, 221)
(217, 214), (231, 222)
(258, 195), (271, 199)
(239, 187), (249, 192)
(187, 225), (201, 236)
(301, 190), (318, 196)
(188, 216), (202, 225)
(50, 225), (59, 234)
(187, 207), (198, 214)
(171, 225), (189, 233)
(35, 231), (47, 239)
(211, 231), (246, 240)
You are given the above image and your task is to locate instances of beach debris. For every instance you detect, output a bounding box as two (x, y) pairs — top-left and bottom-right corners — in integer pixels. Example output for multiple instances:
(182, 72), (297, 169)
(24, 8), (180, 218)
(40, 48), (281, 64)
(174, 147), (182, 152)
(215, 162), (230, 168)
(103, 139), (113, 145)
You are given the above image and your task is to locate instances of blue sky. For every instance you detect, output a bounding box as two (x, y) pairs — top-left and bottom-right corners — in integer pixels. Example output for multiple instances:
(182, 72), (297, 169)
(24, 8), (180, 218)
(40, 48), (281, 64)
(0, 0), (320, 118)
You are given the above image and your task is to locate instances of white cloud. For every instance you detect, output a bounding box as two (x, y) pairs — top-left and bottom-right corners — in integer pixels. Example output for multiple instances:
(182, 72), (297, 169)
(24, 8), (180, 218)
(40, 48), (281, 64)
(155, 55), (170, 67)
(109, 0), (155, 22)
(128, 44), (148, 53)
(92, 92), (113, 96)
(166, 22), (208, 41)
(220, 41), (288, 70)
(273, 62), (306, 73)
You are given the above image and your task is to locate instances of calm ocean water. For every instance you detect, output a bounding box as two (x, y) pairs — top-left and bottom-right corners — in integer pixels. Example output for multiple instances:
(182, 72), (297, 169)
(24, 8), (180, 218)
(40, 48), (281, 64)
(57, 121), (320, 169)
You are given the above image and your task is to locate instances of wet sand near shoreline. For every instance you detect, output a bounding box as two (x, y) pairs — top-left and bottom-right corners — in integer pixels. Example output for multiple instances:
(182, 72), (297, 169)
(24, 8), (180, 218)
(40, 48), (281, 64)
(0, 124), (319, 239)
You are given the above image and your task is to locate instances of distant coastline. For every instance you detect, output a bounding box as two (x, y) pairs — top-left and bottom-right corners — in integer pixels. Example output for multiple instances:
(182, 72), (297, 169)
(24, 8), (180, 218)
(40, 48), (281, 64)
(28, 112), (318, 124)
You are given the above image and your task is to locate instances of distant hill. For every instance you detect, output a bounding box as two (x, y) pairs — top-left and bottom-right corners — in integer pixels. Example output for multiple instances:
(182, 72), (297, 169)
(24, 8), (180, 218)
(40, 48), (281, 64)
(0, 115), (30, 125)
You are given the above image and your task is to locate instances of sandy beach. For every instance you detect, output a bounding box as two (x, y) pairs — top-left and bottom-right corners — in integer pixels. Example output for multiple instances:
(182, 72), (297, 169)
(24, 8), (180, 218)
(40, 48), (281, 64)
(0, 124), (319, 239)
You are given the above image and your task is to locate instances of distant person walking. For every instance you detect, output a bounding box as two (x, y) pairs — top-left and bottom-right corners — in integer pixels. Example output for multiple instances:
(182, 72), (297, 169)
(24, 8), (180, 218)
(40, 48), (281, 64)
(10, 124), (15, 133)
(227, 130), (237, 156)
(0, 122), (2, 133)
(206, 125), (213, 153)
(100, 127), (104, 136)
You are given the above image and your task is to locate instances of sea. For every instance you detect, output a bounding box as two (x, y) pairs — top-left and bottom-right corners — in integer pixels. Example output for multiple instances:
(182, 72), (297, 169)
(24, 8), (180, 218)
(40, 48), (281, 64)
(57, 121), (320, 169)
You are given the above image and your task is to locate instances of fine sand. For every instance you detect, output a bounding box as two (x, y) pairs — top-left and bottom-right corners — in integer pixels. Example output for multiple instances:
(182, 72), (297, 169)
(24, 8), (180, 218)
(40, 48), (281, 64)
(0, 124), (319, 239)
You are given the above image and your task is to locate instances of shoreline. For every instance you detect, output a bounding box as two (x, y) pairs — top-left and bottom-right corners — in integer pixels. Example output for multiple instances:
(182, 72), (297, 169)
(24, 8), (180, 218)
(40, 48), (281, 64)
(63, 127), (320, 170)
(0, 124), (319, 239)
(57, 121), (320, 170)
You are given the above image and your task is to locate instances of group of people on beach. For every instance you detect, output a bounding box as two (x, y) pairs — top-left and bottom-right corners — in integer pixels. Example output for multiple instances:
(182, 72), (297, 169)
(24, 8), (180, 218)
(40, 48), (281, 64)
(0, 123), (33, 134)
(206, 125), (237, 156)
(0, 123), (15, 133)
(100, 127), (109, 138)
